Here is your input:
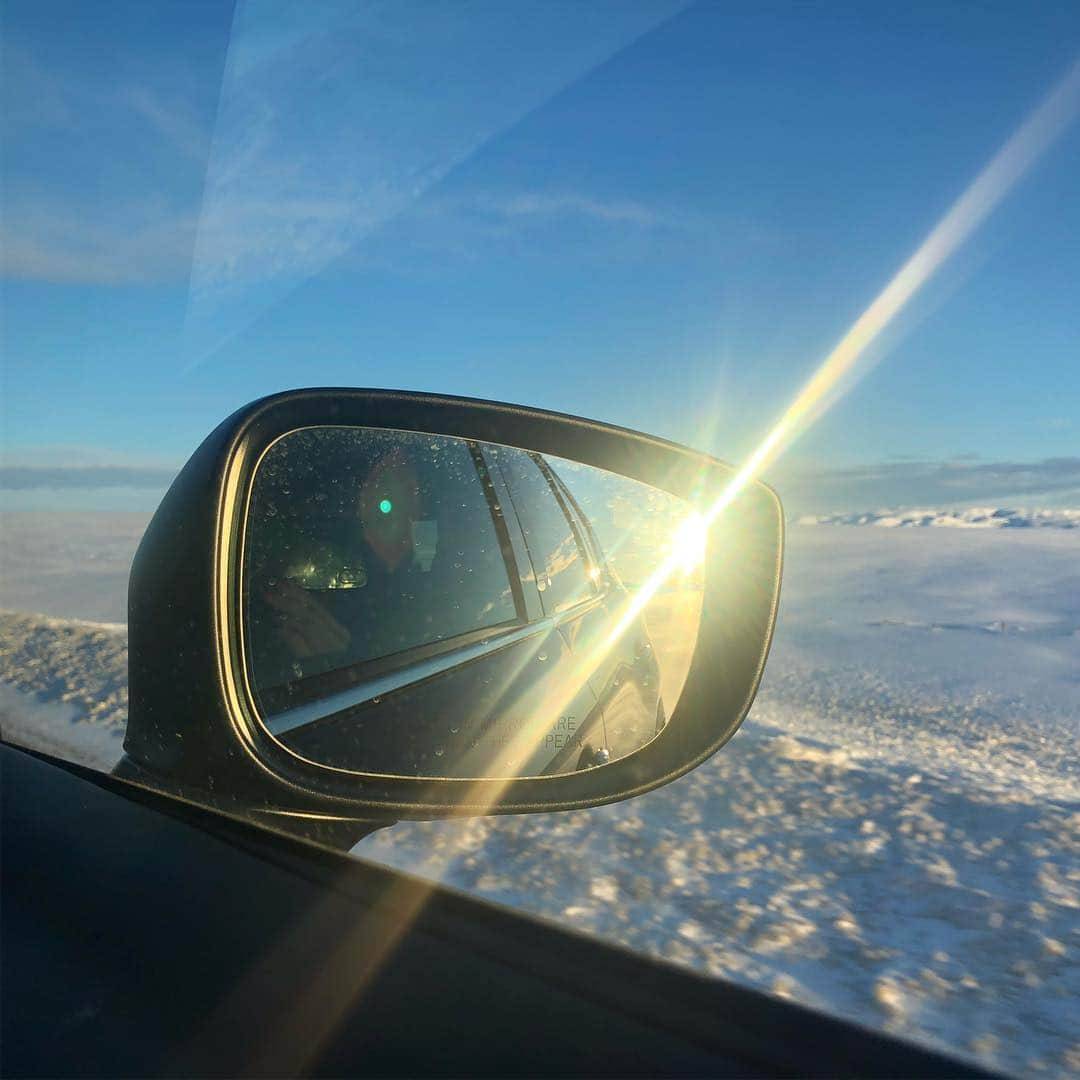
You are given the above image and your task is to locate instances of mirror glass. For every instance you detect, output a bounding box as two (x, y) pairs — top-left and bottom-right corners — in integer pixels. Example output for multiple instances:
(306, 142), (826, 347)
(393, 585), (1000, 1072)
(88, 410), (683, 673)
(243, 427), (704, 779)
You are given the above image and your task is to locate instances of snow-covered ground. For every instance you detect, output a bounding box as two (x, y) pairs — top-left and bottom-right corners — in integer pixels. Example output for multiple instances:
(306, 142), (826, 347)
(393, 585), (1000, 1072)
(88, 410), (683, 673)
(1, 511), (1077, 1077)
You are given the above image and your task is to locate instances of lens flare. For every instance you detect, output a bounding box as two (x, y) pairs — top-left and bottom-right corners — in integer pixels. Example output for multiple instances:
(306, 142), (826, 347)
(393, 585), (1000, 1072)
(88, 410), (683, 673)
(555, 57), (1080, 754)
(442, 50), (1080, 884)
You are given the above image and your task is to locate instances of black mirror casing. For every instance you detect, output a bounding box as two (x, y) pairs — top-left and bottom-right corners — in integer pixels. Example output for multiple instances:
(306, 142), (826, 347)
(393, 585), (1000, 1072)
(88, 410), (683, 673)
(123, 389), (782, 826)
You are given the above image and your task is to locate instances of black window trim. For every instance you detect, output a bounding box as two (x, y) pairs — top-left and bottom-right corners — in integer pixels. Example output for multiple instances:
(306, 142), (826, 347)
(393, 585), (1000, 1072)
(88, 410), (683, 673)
(467, 440), (530, 622)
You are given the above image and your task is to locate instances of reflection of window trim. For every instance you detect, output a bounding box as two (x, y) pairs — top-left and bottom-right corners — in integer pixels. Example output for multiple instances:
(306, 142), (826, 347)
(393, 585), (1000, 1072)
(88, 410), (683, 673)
(257, 617), (519, 716)
(468, 441), (528, 622)
(263, 595), (604, 738)
(551, 593), (603, 622)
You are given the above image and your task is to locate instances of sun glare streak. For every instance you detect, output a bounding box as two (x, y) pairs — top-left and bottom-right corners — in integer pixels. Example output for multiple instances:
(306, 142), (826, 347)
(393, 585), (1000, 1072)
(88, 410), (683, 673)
(512, 57), (1080, 723)
(414, 50), (1080, 900)
(703, 56), (1080, 516)
(274, 57), (1080, 1048)
(673, 512), (708, 576)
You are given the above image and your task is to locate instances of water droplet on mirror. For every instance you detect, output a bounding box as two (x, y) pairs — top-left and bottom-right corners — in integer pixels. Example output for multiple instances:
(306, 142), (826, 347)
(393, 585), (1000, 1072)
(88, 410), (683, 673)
(537, 653), (548, 662)
(434, 747), (445, 757)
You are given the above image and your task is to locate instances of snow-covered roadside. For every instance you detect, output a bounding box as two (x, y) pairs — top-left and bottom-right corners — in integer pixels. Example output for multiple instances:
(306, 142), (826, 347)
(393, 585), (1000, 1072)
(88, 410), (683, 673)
(0, 515), (1077, 1077)
(363, 710), (1079, 1077)
(0, 513), (140, 765)
(0, 680), (124, 772)
(0, 610), (128, 770)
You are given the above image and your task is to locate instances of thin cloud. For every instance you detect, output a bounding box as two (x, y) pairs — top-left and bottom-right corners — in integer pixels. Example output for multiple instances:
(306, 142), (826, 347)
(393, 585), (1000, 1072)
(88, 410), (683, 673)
(324, 184), (781, 284)
(4, 9), (693, 300)
(2, 46), (212, 285)
(487, 191), (664, 226)
(1, 203), (197, 285)
(0, 466), (179, 491)
(183, 1), (689, 369)
(3, 45), (213, 165)
(1, 47), (75, 130)
(120, 85), (212, 165)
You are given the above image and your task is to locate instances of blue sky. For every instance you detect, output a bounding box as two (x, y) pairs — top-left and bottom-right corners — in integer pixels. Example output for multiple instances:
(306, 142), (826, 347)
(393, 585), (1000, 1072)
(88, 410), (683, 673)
(2, 0), (1078, 512)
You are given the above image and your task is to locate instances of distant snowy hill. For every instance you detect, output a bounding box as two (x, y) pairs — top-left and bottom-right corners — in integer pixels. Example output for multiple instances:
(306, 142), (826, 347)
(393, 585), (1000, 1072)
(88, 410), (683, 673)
(798, 507), (1080, 528)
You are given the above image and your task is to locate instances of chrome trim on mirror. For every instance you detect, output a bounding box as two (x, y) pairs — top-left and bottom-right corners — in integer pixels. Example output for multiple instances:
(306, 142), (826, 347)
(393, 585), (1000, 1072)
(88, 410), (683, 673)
(264, 616), (553, 737)
(263, 594), (605, 738)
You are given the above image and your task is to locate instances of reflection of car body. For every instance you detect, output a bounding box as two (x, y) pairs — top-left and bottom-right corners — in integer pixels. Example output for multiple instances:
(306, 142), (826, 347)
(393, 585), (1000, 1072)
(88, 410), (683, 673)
(252, 438), (663, 778)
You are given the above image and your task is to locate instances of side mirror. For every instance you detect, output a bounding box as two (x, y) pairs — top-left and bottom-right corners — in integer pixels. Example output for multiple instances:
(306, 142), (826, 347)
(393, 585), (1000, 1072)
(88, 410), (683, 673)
(121, 390), (782, 832)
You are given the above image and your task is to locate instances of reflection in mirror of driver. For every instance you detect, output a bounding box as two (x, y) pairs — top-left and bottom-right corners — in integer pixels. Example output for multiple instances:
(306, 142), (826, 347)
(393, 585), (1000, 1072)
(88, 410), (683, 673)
(243, 427), (704, 780)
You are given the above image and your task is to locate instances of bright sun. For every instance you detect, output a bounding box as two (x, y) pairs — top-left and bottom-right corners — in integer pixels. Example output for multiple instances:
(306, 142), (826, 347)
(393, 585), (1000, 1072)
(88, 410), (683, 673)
(671, 512), (708, 576)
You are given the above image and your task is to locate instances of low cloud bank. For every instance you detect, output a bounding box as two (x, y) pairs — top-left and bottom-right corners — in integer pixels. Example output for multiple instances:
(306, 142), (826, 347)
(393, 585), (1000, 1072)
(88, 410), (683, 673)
(773, 456), (1080, 516)
(0, 466), (177, 512)
(0, 465), (178, 490)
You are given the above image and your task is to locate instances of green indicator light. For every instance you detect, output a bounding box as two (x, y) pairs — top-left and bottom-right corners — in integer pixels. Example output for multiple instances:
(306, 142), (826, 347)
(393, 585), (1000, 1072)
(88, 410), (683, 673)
(379, 498), (393, 514)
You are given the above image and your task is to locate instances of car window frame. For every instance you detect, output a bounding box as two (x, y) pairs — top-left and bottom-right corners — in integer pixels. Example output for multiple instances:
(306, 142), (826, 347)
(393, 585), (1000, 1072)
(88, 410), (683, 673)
(488, 447), (599, 618)
(541, 457), (608, 584)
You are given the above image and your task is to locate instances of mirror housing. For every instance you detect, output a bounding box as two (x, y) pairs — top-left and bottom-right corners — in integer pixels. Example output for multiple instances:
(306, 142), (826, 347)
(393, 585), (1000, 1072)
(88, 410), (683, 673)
(122, 389), (782, 827)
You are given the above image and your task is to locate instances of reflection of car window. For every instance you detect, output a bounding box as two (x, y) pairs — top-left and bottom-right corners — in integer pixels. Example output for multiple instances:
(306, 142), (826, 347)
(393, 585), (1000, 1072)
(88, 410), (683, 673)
(491, 448), (594, 615)
(546, 455), (691, 591)
(547, 467), (604, 574)
(245, 428), (519, 696)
